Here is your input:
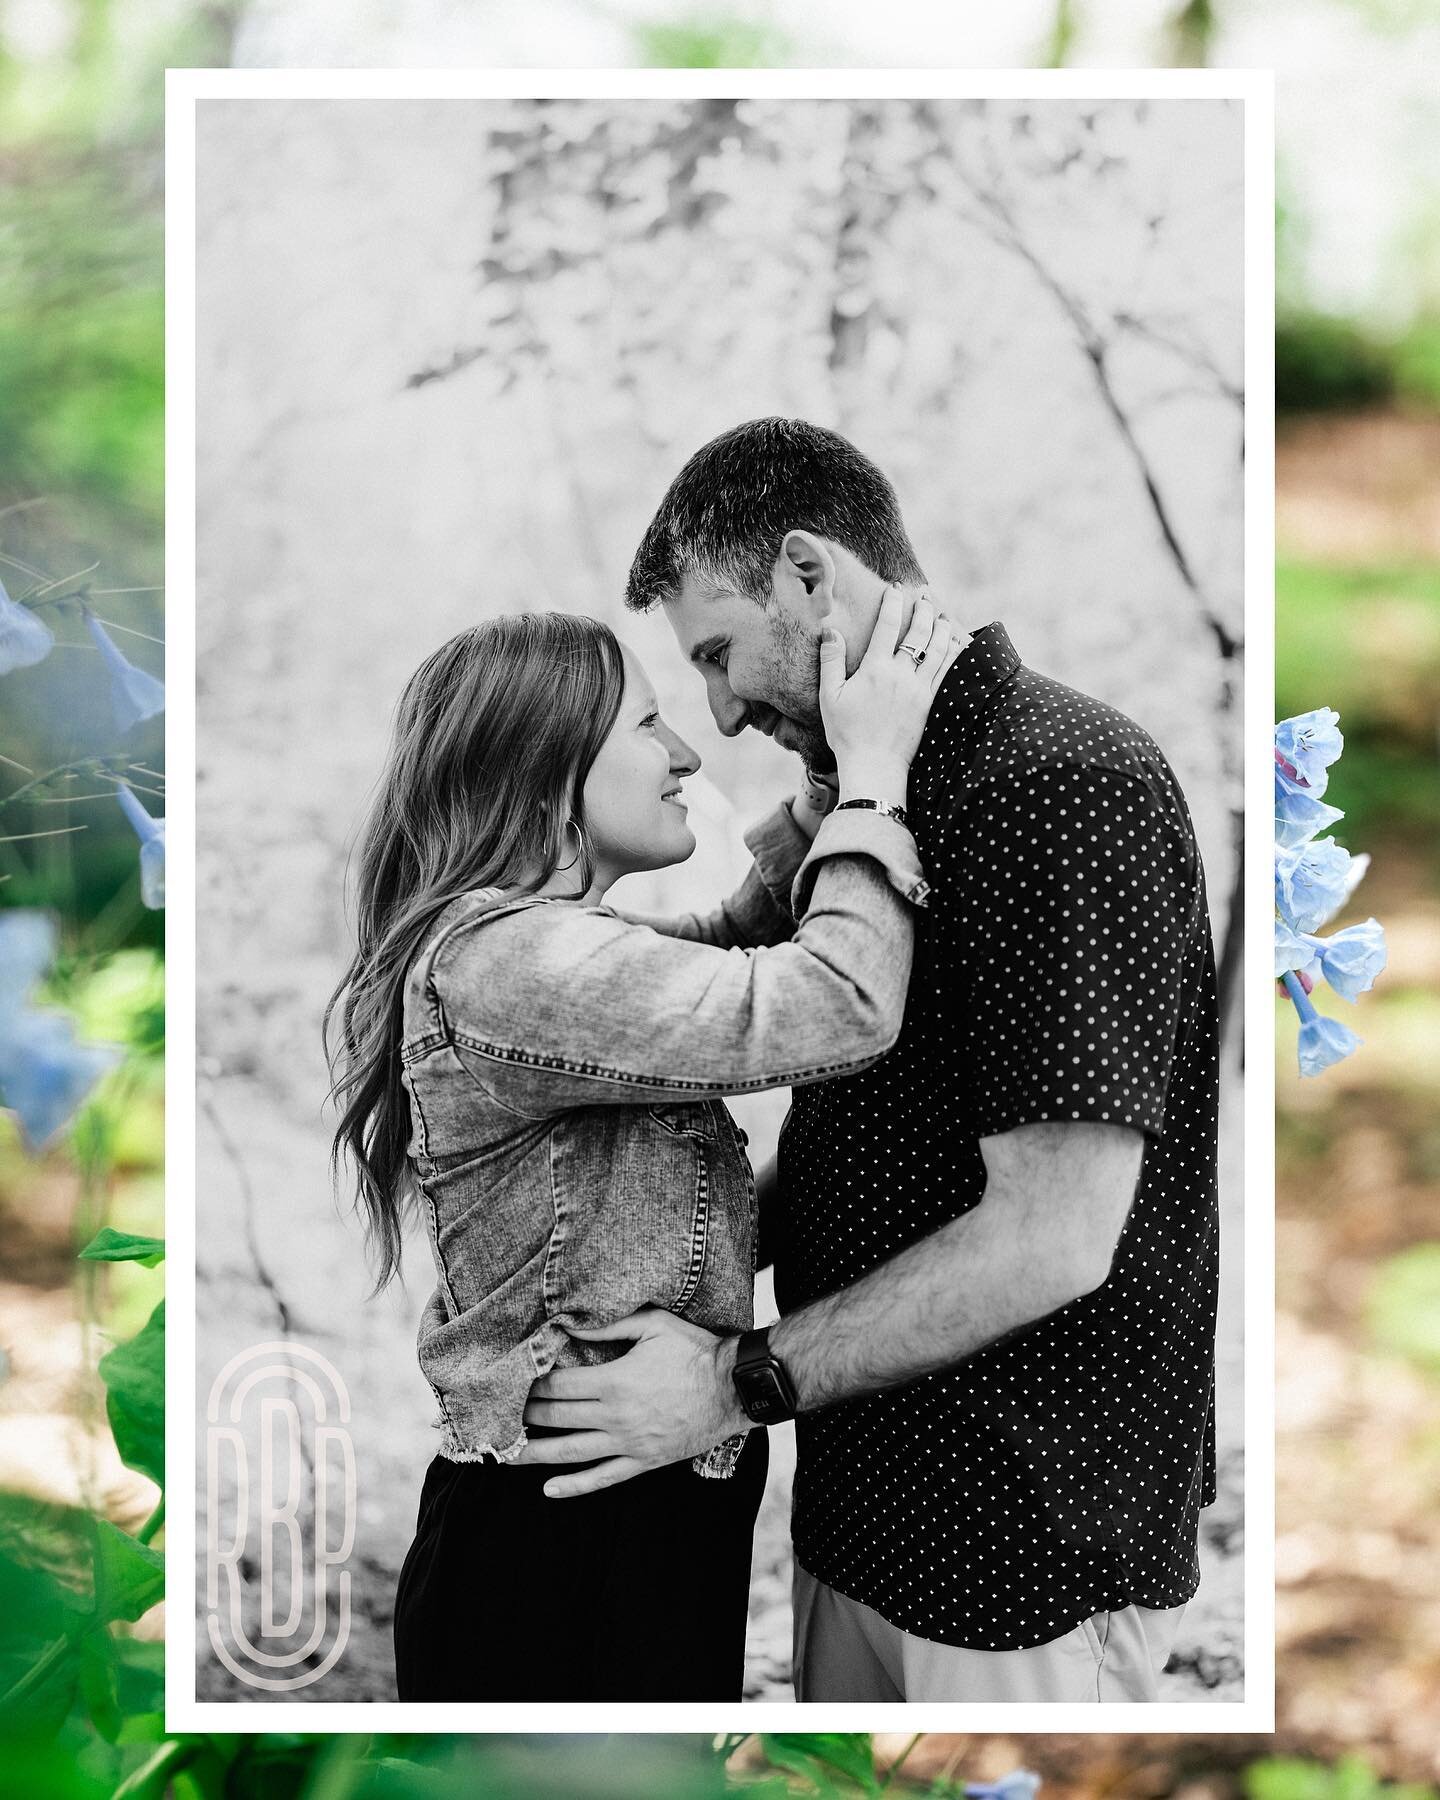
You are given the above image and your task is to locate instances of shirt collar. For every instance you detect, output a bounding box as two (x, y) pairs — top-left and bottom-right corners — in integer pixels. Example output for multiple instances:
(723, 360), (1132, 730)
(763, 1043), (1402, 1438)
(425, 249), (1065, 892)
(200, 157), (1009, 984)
(946, 621), (1020, 706)
(912, 621), (1022, 799)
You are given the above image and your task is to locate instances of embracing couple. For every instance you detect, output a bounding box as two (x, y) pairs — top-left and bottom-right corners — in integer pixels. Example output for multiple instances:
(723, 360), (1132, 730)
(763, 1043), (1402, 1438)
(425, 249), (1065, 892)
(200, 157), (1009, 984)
(326, 418), (1220, 1706)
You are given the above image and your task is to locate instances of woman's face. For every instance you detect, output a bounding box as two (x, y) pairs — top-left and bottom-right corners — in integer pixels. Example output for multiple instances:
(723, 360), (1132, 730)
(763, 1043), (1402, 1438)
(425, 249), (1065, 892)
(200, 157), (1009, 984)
(579, 646), (701, 888)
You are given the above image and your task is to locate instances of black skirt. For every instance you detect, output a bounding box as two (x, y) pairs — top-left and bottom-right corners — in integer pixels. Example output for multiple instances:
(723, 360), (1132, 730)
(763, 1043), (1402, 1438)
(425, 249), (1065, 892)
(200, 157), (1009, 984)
(393, 1429), (769, 1701)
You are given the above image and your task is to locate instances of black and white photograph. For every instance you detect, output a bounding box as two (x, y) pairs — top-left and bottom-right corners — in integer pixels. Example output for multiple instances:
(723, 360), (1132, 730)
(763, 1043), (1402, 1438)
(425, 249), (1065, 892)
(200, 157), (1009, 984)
(183, 78), (1254, 1717)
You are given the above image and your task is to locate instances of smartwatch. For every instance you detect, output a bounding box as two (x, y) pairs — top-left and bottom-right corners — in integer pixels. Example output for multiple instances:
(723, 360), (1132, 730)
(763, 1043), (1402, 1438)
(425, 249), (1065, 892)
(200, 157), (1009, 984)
(731, 1326), (799, 1425)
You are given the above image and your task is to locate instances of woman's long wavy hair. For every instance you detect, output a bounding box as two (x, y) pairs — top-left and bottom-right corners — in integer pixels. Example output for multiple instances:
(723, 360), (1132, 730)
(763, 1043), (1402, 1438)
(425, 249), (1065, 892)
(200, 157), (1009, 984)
(323, 611), (627, 1289)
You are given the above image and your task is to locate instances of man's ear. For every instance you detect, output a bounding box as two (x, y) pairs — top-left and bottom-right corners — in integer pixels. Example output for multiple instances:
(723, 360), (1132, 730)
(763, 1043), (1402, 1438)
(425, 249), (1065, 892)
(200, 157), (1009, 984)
(777, 530), (838, 620)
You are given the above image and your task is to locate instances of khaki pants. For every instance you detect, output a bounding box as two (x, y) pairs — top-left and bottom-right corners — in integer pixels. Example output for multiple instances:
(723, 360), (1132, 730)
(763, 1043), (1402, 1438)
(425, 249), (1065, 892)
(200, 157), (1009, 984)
(793, 1563), (1188, 1703)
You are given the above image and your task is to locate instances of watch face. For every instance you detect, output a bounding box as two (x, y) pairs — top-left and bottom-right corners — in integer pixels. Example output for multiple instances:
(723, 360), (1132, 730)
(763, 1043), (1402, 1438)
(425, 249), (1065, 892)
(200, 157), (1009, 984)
(739, 1362), (793, 1423)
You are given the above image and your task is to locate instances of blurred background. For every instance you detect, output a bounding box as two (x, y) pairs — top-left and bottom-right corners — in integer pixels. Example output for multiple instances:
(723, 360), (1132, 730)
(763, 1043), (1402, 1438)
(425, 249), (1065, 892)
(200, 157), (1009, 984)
(192, 90), (1243, 1707)
(0, 0), (1434, 1793)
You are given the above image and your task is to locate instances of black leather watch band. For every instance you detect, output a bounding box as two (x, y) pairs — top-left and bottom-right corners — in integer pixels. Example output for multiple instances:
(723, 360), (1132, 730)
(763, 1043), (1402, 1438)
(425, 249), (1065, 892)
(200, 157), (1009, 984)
(731, 1325), (799, 1426)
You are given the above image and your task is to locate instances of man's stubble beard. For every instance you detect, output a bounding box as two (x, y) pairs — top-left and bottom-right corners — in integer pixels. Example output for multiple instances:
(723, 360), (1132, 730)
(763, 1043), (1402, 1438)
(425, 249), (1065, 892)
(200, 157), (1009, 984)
(766, 604), (834, 772)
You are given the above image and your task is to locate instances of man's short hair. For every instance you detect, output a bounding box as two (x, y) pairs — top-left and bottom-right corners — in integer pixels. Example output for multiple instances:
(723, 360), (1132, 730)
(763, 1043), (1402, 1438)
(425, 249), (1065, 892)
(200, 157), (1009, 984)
(625, 417), (926, 611)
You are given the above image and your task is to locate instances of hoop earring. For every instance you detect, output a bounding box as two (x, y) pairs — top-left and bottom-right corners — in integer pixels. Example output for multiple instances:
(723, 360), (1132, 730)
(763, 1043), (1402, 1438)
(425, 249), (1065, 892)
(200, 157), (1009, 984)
(557, 817), (587, 876)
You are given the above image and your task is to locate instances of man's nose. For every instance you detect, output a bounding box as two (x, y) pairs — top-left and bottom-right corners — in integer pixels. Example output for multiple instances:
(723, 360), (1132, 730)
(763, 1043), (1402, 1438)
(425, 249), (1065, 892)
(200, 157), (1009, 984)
(708, 684), (751, 739)
(659, 720), (701, 776)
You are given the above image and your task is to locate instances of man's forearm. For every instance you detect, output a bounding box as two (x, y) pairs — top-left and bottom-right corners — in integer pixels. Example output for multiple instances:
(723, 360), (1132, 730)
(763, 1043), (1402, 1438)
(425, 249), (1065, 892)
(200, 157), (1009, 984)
(516, 1124), (1140, 1498)
(764, 1124), (1141, 1413)
(766, 1195), (1076, 1412)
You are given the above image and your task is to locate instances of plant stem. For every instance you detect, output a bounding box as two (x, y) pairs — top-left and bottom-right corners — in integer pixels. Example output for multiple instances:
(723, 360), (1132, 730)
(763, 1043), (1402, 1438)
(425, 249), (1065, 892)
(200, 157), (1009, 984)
(0, 1628), (81, 1712)
(881, 1734), (925, 1792)
(111, 1739), (202, 1800)
(1282, 969), (1317, 1022)
(137, 1497), (166, 1545)
(0, 755), (115, 812)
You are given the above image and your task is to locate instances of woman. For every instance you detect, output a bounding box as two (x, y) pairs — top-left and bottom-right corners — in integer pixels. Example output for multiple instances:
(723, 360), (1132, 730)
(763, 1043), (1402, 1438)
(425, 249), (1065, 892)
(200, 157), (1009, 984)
(325, 590), (957, 1701)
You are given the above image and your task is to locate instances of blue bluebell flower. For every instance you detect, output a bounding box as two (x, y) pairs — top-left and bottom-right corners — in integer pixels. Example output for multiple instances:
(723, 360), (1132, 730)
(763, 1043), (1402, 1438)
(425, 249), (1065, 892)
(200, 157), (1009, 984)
(115, 783), (166, 909)
(1275, 837), (1353, 934)
(965, 1774), (1042, 1800)
(0, 1009), (122, 1150)
(1297, 1011), (1363, 1077)
(1310, 917), (1387, 1001)
(1274, 918), (1318, 981)
(1281, 973), (1363, 1077)
(1275, 708), (1343, 795)
(0, 911), (59, 1006)
(0, 909), (122, 1149)
(0, 577), (54, 675)
(1334, 851), (1370, 920)
(1274, 762), (1343, 849)
(84, 610), (164, 732)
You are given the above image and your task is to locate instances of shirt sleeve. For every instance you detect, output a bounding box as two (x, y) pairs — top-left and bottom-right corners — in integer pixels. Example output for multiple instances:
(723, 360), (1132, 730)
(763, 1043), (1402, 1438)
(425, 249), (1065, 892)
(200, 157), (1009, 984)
(944, 766), (1196, 1140)
(792, 807), (931, 917)
(427, 813), (925, 1116)
(606, 800), (811, 949)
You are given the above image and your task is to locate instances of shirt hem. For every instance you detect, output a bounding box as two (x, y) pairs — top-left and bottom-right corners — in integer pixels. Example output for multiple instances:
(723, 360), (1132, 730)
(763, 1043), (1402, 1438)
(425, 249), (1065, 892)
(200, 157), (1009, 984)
(793, 1557), (1203, 1654)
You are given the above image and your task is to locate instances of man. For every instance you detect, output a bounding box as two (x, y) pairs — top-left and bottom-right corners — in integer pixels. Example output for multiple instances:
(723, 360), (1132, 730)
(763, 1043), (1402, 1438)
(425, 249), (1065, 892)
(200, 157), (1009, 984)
(520, 418), (1219, 1703)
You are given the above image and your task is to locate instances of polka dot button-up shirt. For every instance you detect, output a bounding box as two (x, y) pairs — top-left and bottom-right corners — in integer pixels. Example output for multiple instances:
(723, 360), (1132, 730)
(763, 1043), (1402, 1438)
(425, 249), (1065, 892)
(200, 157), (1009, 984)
(773, 622), (1220, 1652)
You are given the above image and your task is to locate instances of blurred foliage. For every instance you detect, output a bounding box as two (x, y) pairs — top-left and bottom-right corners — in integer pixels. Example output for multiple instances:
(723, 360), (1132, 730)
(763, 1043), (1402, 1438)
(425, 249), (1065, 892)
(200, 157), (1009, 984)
(1276, 316), (1395, 414)
(1275, 560), (1440, 846)
(0, 0), (190, 941)
(629, 10), (796, 65)
(1392, 321), (1440, 405)
(0, 152), (162, 525)
(1367, 1244), (1440, 1375)
(0, 1704), (974, 1795)
(0, 1231), (166, 1778)
(1276, 314), (1440, 415)
(1247, 1760), (1437, 1800)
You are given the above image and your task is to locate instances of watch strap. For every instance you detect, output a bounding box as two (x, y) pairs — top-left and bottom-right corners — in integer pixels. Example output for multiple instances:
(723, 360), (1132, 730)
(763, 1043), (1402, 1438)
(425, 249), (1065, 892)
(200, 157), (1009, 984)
(835, 797), (909, 828)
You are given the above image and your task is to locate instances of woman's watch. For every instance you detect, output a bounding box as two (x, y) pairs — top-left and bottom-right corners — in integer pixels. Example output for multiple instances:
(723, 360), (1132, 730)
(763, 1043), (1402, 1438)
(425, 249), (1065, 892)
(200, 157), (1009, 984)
(731, 1325), (799, 1425)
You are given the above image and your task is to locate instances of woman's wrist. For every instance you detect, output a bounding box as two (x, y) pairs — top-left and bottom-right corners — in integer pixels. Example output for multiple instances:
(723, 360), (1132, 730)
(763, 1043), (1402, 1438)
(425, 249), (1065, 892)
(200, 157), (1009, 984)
(835, 754), (910, 810)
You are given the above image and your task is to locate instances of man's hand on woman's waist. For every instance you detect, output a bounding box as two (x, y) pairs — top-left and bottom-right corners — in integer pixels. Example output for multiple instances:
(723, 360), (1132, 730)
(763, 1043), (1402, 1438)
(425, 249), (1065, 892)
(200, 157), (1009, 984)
(516, 1307), (746, 1498)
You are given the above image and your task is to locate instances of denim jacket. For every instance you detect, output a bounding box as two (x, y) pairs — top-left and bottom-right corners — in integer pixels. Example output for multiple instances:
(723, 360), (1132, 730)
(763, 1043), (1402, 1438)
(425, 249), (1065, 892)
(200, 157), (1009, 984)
(400, 802), (927, 1473)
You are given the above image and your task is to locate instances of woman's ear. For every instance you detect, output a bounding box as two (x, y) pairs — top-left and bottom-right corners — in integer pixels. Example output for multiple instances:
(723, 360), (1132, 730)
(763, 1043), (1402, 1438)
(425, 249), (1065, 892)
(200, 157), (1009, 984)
(777, 530), (838, 619)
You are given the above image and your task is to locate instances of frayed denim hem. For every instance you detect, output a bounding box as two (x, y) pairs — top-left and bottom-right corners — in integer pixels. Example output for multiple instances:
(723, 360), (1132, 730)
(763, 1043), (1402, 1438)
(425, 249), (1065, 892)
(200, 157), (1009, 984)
(692, 1430), (749, 1479)
(433, 1419), (528, 1466)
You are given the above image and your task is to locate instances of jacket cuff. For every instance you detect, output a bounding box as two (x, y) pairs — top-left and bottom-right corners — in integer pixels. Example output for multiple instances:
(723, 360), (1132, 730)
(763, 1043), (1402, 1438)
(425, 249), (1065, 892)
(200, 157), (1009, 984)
(791, 809), (931, 918)
(740, 799), (814, 923)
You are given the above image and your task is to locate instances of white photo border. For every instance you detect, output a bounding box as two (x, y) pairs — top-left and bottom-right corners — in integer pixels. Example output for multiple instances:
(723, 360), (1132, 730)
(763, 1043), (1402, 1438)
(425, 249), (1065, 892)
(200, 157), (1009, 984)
(165, 62), (1276, 1736)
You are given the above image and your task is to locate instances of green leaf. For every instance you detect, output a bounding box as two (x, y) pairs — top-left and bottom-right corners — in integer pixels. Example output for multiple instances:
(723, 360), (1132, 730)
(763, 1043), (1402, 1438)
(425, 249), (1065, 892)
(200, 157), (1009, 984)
(78, 1628), (121, 1744)
(79, 1226), (166, 1268)
(0, 1494), (92, 1736)
(0, 1734), (114, 1797)
(112, 1638), (167, 1743)
(1367, 1243), (1440, 1375)
(0, 1490), (94, 1594)
(0, 1620), (84, 1739)
(93, 1519), (164, 1623)
(117, 1711), (169, 1747)
(99, 1301), (165, 1489)
(761, 1734), (878, 1794)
